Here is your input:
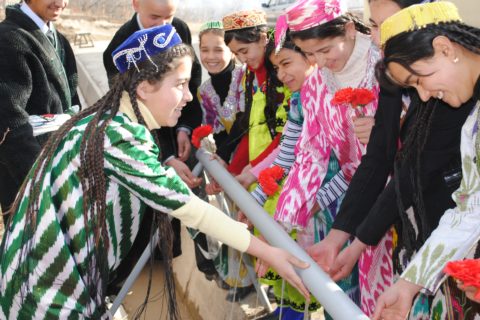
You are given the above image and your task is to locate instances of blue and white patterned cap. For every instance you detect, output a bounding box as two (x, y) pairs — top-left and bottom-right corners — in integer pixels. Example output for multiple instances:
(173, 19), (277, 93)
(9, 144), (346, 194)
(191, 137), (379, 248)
(112, 24), (182, 74)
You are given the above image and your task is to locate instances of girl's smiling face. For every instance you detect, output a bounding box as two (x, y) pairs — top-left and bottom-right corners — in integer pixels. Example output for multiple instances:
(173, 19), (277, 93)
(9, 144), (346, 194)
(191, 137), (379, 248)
(199, 31), (233, 74)
(293, 22), (356, 72)
(387, 37), (472, 108)
(269, 48), (313, 92)
(227, 34), (267, 70)
(138, 56), (193, 126)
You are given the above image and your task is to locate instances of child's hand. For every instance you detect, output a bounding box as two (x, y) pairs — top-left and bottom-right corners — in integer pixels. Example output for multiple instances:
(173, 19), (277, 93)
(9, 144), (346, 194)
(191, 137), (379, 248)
(237, 210), (253, 229)
(205, 178), (223, 195)
(247, 236), (310, 300)
(330, 238), (367, 281)
(353, 116), (375, 144)
(236, 171), (257, 189)
(456, 280), (480, 303)
(177, 130), (192, 161)
(254, 235), (270, 276)
(166, 158), (202, 188)
(372, 278), (421, 320)
(306, 229), (350, 274)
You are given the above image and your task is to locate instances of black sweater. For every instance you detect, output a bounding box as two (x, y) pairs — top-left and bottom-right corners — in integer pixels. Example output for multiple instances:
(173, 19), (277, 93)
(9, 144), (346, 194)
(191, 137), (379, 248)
(207, 60), (242, 162)
(103, 14), (202, 161)
(333, 87), (474, 245)
(0, 5), (79, 210)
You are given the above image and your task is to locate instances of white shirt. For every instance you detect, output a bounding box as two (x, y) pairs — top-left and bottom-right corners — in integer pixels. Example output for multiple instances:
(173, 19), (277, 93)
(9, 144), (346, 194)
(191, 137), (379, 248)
(20, 2), (53, 35)
(136, 14), (145, 30)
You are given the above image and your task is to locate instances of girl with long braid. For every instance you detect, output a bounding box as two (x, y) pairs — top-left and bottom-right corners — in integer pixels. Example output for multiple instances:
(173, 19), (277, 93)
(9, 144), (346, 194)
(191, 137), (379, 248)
(222, 10), (290, 190)
(370, 2), (480, 319)
(271, 1), (380, 317)
(306, 0), (474, 317)
(249, 14), (350, 318)
(0, 24), (309, 320)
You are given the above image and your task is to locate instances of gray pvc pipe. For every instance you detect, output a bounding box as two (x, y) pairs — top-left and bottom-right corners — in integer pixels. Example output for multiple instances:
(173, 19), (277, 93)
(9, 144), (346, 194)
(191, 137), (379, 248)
(196, 148), (368, 320)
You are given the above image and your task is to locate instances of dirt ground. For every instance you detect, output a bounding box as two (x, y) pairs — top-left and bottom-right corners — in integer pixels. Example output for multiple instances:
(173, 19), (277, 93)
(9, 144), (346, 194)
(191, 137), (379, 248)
(56, 15), (122, 42)
(54, 15), (203, 44)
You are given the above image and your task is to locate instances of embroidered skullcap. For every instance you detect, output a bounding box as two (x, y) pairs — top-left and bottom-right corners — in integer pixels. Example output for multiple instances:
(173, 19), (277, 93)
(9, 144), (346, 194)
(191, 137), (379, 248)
(380, 1), (462, 47)
(112, 24), (182, 74)
(286, 0), (345, 32)
(200, 20), (223, 32)
(222, 10), (267, 31)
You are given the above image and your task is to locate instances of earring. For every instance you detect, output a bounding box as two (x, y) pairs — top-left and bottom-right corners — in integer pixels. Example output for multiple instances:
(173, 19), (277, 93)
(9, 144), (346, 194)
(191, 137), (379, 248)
(453, 57), (459, 63)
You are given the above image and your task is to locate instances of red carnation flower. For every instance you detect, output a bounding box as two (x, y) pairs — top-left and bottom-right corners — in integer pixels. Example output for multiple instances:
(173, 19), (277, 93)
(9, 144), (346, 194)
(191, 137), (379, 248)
(331, 87), (375, 117)
(258, 165), (285, 196)
(444, 259), (480, 299)
(331, 87), (354, 105)
(351, 88), (376, 107)
(191, 125), (213, 148)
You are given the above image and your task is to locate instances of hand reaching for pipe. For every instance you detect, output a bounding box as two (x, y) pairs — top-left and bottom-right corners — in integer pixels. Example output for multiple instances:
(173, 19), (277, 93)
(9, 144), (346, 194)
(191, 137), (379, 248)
(237, 210), (253, 230)
(372, 278), (422, 320)
(165, 158), (202, 189)
(247, 235), (310, 300)
(456, 280), (480, 303)
(236, 164), (257, 189)
(330, 238), (366, 281)
(205, 178), (223, 195)
(254, 234), (270, 277)
(306, 229), (350, 274)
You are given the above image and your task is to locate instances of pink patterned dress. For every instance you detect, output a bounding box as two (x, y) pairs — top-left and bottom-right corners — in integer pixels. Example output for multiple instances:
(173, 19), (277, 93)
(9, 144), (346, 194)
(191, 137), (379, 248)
(275, 46), (380, 230)
(275, 40), (392, 315)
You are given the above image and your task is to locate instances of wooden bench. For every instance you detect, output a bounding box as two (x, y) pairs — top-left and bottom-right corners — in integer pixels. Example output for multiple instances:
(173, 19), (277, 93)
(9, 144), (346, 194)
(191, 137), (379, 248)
(74, 32), (94, 48)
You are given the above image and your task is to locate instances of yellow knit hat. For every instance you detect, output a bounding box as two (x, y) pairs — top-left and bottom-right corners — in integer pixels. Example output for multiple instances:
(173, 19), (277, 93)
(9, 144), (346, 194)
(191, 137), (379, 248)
(380, 1), (462, 47)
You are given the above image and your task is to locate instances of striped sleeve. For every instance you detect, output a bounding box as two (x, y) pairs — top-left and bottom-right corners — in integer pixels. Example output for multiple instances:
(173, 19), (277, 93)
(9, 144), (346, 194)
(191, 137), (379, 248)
(315, 171), (349, 211)
(251, 120), (302, 206)
(104, 121), (192, 213)
(273, 120), (302, 170)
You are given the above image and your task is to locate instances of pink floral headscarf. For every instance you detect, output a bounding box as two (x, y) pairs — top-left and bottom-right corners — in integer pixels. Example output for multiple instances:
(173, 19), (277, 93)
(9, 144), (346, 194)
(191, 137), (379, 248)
(286, 0), (345, 32)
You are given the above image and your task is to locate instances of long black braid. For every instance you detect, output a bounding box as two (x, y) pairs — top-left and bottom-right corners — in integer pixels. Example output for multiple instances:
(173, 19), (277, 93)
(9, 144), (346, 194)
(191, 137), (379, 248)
(392, 98), (437, 259)
(376, 21), (480, 260)
(225, 25), (287, 139)
(4, 43), (194, 319)
(265, 33), (288, 138)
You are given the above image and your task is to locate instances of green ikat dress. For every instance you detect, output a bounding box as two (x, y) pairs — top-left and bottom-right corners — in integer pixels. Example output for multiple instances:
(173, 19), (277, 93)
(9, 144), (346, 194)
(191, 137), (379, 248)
(0, 95), (251, 319)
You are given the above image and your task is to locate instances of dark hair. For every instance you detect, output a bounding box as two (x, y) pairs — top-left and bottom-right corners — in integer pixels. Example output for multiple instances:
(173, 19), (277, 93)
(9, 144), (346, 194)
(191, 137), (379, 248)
(6, 43), (194, 320)
(225, 26), (286, 138)
(376, 22), (480, 258)
(290, 13), (370, 41)
(368, 0), (435, 8)
(224, 25), (269, 45)
(377, 22), (480, 91)
(266, 29), (307, 88)
(267, 29), (305, 59)
(199, 27), (225, 45)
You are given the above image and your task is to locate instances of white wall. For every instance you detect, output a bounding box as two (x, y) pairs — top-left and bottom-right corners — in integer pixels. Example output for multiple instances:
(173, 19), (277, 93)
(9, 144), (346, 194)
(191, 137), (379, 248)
(362, 0), (479, 28)
(449, 0), (480, 28)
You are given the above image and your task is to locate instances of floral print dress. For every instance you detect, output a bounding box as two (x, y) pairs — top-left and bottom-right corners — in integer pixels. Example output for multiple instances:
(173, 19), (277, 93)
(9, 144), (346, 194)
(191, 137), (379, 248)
(402, 101), (480, 320)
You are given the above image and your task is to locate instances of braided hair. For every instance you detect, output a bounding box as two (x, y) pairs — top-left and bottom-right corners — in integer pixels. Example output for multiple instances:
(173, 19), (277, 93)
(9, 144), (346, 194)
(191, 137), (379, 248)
(6, 43), (194, 320)
(375, 22), (480, 258)
(224, 26), (286, 138)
